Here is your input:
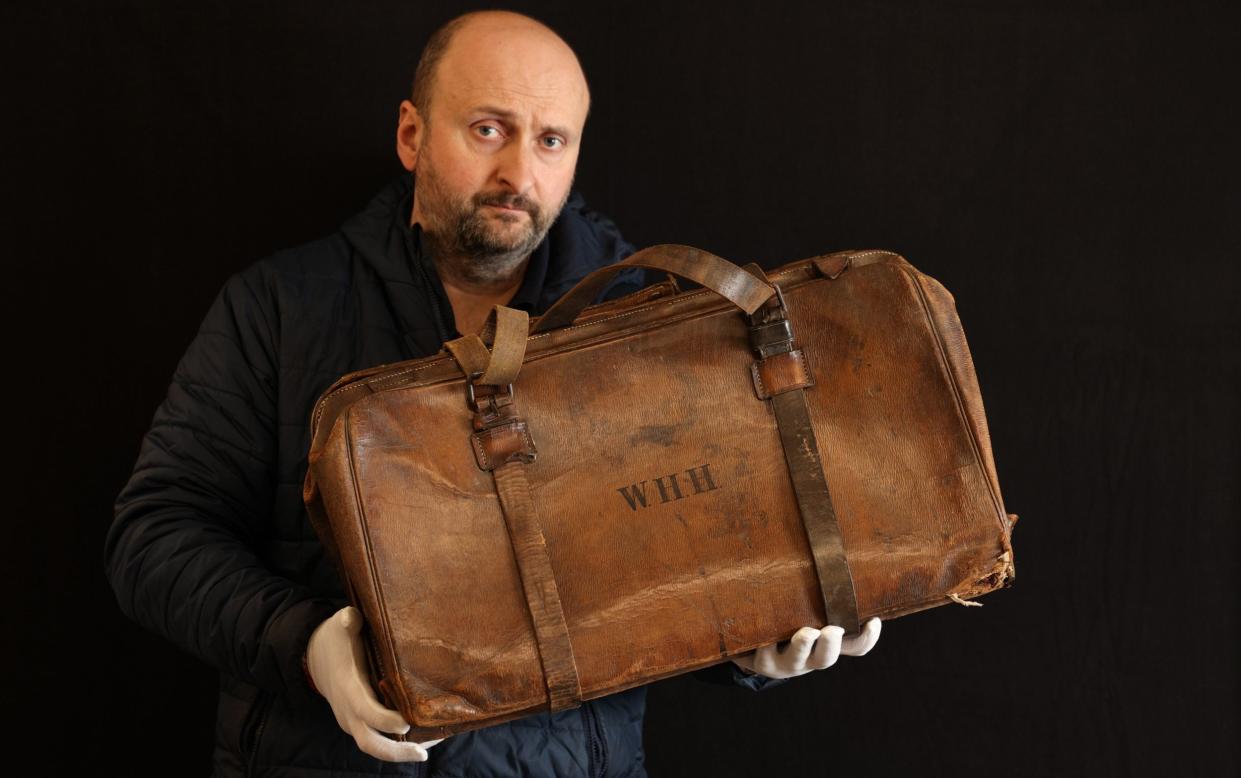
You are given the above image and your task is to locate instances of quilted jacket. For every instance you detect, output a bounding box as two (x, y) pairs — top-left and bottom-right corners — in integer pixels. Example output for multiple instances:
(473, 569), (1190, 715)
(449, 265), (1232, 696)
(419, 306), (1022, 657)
(106, 175), (785, 777)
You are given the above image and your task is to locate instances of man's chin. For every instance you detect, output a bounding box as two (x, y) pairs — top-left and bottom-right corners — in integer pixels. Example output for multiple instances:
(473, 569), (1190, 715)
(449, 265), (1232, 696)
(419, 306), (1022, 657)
(470, 233), (539, 257)
(479, 223), (540, 251)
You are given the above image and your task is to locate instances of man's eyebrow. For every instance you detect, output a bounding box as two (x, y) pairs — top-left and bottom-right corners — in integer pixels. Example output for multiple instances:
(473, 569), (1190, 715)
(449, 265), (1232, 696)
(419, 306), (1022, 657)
(471, 105), (576, 140)
(472, 105), (516, 120)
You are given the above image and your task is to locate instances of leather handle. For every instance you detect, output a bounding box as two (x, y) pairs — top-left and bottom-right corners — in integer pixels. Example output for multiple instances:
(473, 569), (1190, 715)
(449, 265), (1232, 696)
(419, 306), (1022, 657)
(444, 305), (530, 385)
(532, 244), (776, 334)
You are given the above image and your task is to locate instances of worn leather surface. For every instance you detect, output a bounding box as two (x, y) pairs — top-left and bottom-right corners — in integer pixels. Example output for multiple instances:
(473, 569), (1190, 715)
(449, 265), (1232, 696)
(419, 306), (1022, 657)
(751, 349), (815, 399)
(304, 248), (1017, 740)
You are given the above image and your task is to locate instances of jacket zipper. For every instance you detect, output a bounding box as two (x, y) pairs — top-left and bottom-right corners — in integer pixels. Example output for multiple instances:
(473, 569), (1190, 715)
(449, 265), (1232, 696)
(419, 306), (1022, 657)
(406, 225), (454, 343)
(581, 703), (609, 778)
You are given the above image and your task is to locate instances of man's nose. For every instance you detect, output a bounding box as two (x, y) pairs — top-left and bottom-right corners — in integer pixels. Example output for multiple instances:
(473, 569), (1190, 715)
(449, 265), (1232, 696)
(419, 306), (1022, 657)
(495, 140), (536, 195)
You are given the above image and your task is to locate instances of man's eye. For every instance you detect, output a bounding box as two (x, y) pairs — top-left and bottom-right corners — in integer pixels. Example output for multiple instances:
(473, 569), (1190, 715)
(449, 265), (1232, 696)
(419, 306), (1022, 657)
(476, 125), (500, 138)
(541, 136), (564, 149)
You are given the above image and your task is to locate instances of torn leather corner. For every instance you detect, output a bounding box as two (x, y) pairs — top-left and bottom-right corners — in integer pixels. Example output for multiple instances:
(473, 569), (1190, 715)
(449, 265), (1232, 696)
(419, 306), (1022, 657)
(946, 551), (1016, 606)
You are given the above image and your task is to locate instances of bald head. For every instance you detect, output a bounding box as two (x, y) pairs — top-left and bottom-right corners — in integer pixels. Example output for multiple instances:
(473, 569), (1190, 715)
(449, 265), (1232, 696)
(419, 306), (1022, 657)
(410, 11), (589, 119)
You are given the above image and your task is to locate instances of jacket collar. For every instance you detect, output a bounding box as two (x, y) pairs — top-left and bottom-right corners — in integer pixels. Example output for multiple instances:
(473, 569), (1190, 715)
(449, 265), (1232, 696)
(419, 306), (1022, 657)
(339, 175), (628, 354)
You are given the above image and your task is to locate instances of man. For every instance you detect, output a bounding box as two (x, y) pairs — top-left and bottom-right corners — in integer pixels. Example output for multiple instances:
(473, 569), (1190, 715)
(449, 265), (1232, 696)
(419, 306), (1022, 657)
(106, 10), (880, 776)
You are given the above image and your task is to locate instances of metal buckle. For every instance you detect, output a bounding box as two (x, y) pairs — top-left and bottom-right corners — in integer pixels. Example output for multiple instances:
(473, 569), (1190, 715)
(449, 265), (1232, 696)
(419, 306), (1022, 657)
(748, 283), (796, 357)
(465, 371), (514, 413)
(771, 283), (789, 319)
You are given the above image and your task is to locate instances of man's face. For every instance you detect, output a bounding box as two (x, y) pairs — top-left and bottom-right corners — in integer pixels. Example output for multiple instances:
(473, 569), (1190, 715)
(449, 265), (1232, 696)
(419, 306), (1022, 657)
(398, 19), (590, 283)
(413, 120), (565, 268)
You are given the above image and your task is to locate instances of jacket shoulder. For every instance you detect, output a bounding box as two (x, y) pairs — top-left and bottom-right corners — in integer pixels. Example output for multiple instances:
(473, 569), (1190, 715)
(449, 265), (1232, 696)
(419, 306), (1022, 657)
(211, 233), (355, 332)
(540, 192), (642, 307)
(243, 231), (355, 288)
(559, 191), (633, 259)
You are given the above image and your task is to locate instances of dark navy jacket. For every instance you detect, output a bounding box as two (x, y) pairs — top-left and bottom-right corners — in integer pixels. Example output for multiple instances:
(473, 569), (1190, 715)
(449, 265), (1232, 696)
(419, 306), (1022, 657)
(106, 176), (785, 777)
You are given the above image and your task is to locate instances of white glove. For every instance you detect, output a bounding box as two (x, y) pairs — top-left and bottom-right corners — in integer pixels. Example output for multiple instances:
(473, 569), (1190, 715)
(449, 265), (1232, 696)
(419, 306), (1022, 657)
(305, 605), (446, 762)
(730, 617), (882, 679)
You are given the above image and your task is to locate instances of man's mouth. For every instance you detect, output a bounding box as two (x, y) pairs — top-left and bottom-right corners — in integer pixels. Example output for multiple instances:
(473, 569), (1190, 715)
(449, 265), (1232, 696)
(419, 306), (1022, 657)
(478, 194), (535, 216)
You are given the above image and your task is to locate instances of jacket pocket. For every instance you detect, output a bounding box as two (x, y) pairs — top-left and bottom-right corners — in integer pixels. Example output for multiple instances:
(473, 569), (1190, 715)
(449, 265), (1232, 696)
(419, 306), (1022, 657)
(240, 691), (272, 776)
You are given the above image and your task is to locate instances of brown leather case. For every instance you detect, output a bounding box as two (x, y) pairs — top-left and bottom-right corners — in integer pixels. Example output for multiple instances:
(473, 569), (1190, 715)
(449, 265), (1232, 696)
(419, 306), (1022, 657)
(303, 246), (1017, 740)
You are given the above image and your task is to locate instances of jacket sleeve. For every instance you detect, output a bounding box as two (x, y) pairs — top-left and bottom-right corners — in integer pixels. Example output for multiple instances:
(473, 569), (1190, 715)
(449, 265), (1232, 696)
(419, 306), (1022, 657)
(687, 658), (792, 692)
(105, 266), (341, 706)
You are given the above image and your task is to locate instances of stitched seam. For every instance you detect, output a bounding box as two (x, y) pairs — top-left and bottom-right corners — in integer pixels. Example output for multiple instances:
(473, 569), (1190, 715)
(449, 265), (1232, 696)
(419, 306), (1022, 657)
(471, 434), (491, 470)
(319, 284), (755, 414)
(902, 266), (1006, 528)
(313, 360), (449, 427)
(331, 293), (716, 416)
(848, 250), (900, 261)
(343, 412), (401, 710)
(311, 260), (815, 430)
(793, 351), (812, 387)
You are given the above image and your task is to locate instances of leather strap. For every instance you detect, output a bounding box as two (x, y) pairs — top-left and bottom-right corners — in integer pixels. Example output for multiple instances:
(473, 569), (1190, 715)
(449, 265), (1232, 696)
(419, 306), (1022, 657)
(769, 390), (860, 635)
(533, 244), (776, 333)
(444, 305), (582, 710)
(444, 335), (491, 377)
(747, 277), (861, 636)
(444, 305), (529, 385)
(491, 461), (582, 711)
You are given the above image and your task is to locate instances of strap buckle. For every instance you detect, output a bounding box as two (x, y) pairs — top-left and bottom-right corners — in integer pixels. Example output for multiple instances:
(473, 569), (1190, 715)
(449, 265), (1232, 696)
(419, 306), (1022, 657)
(465, 372), (537, 467)
(466, 371), (515, 417)
(748, 284), (795, 358)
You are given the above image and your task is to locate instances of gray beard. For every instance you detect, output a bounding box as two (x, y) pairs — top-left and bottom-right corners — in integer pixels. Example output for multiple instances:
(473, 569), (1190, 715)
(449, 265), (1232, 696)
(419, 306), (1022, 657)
(413, 163), (570, 288)
(427, 212), (541, 287)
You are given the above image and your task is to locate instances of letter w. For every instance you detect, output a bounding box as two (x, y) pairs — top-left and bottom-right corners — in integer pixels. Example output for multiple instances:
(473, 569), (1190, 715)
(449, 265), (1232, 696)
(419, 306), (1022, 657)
(617, 482), (650, 511)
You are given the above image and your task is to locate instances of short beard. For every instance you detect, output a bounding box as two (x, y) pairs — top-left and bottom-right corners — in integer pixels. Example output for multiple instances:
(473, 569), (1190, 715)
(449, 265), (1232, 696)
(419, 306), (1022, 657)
(414, 146), (571, 288)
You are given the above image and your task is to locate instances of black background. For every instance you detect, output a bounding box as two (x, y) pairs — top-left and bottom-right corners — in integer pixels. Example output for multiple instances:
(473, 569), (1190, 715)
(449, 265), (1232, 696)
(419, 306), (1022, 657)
(4, 1), (1237, 775)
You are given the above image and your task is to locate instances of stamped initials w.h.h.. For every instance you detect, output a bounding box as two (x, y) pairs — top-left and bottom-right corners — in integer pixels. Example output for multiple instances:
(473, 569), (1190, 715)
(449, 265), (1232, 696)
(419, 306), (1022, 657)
(616, 463), (720, 511)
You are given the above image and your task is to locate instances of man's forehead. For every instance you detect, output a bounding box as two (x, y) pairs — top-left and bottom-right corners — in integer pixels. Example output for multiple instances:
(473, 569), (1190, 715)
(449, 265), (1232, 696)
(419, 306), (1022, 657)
(448, 82), (587, 128)
(433, 19), (589, 126)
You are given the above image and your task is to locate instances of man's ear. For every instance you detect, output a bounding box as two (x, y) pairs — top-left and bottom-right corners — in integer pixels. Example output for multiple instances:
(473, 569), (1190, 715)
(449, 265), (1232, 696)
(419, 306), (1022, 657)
(396, 100), (424, 172)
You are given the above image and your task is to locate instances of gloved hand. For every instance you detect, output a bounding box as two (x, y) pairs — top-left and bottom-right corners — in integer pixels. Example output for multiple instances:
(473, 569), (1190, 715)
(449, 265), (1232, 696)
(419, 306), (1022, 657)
(305, 605), (446, 762)
(730, 617), (882, 679)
